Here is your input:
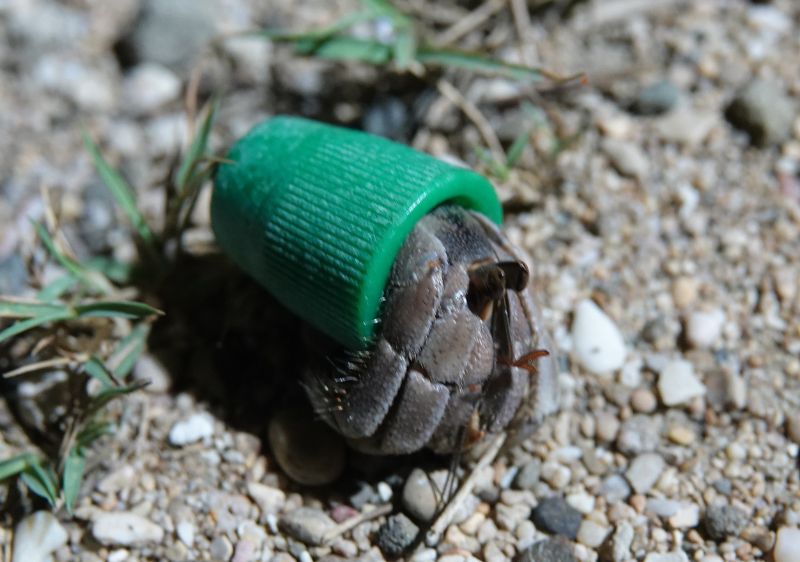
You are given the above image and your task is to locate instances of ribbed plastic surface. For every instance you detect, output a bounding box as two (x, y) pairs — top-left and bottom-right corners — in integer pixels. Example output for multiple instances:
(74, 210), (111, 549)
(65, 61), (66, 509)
(212, 116), (503, 349)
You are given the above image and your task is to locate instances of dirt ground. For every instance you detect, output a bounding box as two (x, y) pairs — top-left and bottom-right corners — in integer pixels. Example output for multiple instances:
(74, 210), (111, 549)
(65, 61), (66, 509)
(1, 1), (799, 561)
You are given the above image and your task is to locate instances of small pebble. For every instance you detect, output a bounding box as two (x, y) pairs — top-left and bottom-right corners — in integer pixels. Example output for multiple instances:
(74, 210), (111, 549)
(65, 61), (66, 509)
(514, 460), (541, 491)
(704, 505), (748, 540)
(625, 453), (665, 494)
(602, 138), (650, 179)
(566, 493), (595, 515)
(247, 482), (286, 515)
(668, 425), (695, 445)
(658, 360), (705, 406)
(530, 497), (582, 540)
(210, 536), (234, 562)
(786, 414), (800, 444)
(92, 512), (164, 546)
(672, 277), (698, 309)
(616, 415), (661, 455)
(633, 80), (680, 115)
(668, 503), (700, 529)
(725, 79), (796, 146)
(686, 309), (725, 349)
(600, 475), (632, 503)
(176, 521), (195, 547)
(576, 520), (609, 548)
(12, 511), (68, 562)
(608, 521), (634, 562)
(631, 388), (657, 413)
(773, 526), (800, 562)
(595, 412), (620, 442)
(643, 552), (689, 562)
(517, 536), (577, 562)
(376, 513), (418, 558)
(122, 63), (180, 115)
(279, 507), (336, 546)
(169, 412), (215, 446)
(571, 299), (627, 376)
(655, 108), (717, 146)
(402, 468), (448, 523)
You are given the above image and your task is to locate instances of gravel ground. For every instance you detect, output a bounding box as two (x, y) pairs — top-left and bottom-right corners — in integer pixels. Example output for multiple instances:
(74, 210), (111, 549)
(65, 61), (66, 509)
(1, 1), (800, 561)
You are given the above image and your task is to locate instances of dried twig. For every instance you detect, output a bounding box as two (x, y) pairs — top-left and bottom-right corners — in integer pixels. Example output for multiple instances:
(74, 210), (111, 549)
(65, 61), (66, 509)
(437, 79), (506, 163)
(323, 503), (393, 543)
(433, 0), (506, 47)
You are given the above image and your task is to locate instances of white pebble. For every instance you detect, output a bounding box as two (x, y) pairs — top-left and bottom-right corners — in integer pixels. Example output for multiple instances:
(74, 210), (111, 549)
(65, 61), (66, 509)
(247, 482), (286, 515)
(169, 413), (215, 446)
(572, 299), (627, 375)
(566, 492), (595, 514)
(577, 519), (610, 548)
(668, 503), (700, 529)
(626, 453), (665, 494)
(774, 526), (800, 562)
(122, 63), (181, 115)
(658, 360), (705, 406)
(12, 511), (68, 562)
(644, 552), (689, 562)
(541, 461), (572, 489)
(176, 521), (195, 547)
(686, 309), (725, 348)
(377, 481), (393, 502)
(92, 512), (164, 546)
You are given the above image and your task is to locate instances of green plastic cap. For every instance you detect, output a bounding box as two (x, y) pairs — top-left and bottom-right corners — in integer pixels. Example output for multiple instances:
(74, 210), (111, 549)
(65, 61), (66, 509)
(212, 116), (502, 349)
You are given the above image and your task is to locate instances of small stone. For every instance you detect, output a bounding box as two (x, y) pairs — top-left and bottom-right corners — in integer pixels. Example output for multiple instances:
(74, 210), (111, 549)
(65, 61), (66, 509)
(12, 511), (68, 562)
(600, 475), (631, 503)
(566, 493), (595, 515)
(541, 462), (572, 490)
(630, 388), (657, 413)
(169, 412), (215, 446)
(122, 63), (181, 115)
(616, 415), (661, 455)
(514, 460), (541, 491)
(517, 536), (577, 562)
(786, 414), (800, 444)
(625, 453), (665, 494)
(672, 277), (698, 309)
(595, 412), (620, 442)
(667, 425), (695, 445)
(609, 521), (634, 562)
(725, 80), (796, 147)
(376, 513), (419, 558)
(132, 353), (171, 393)
(572, 299), (627, 375)
(686, 309), (725, 349)
(210, 536), (234, 562)
(712, 479), (732, 496)
(704, 505), (748, 540)
(92, 512), (164, 546)
(402, 469), (448, 522)
(602, 139), (649, 179)
(576, 520), (609, 548)
(668, 504), (700, 529)
(247, 482), (286, 515)
(530, 497), (582, 540)
(774, 527), (800, 562)
(279, 508), (335, 546)
(176, 521), (195, 547)
(643, 552), (689, 562)
(268, 408), (346, 486)
(633, 81), (680, 115)
(655, 108), (717, 146)
(658, 360), (705, 406)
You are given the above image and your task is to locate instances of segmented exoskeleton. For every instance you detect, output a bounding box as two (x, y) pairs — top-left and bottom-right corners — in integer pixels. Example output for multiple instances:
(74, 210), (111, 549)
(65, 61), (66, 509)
(303, 204), (558, 455)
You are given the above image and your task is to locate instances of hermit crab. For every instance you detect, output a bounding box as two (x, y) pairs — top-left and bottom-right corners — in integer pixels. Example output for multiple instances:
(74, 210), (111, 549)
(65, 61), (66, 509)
(212, 117), (558, 458)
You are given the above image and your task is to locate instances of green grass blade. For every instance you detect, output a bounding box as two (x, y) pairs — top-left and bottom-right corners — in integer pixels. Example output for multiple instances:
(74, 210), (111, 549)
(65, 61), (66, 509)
(108, 323), (150, 379)
(84, 257), (133, 284)
(82, 130), (155, 246)
(21, 461), (59, 506)
(416, 47), (545, 81)
(0, 299), (69, 319)
(294, 36), (393, 64)
(505, 129), (532, 168)
(62, 447), (86, 514)
(76, 422), (115, 449)
(83, 356), (118, 389)
(87, 381), (149, 417)
(74, 300), (162, 319)
(37, 275), (79, 302)
(0, 312), (74, 344)
(175, 98), (220, 195)
(0, 452), (39, 480)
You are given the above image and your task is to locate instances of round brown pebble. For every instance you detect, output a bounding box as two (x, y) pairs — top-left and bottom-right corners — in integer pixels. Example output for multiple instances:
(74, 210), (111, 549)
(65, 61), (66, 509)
(631, 388), (657, 413)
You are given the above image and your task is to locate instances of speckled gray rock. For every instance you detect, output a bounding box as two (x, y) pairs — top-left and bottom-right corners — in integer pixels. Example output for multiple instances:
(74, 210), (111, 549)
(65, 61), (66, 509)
(633, 81), (680, 115)
(402, 468), (448, 522)
(531, 497), (582, 540)
(376, 513), (418, 558)
(726, 79), (795, 146)
(279, 507), (336, 546)
(118, 0), (218, 72)
(516, 536), (576, 562)
(704, 505), (748, 540)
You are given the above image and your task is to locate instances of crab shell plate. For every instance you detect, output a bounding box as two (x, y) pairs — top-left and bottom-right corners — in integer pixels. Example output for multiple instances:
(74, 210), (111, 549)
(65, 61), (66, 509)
(303, 205), (558, 455)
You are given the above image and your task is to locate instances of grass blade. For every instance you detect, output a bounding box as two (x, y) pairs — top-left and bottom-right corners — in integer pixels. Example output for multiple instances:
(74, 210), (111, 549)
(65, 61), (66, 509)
(82, 130), (155, 246)
(108, 323), (150, 379)
(0, 452), (38, 480)
(416, 47), (545, 81)
(294, 36), (393, 64)
(74, 300), (162, 319)
(0, 312), (73, 344)
(87, 381), (149, 417)
(32, 222), (113, 295)
(62, 447), (86, 514)
(76, 422), (115, 449)
(505, 128), (532, 168)
(21, 461), (59, 506)
(0, 299), (69, 319)
(37, 275), (79, 302)
(175, 98), (220, 195)
(83, 356), (118, 389)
